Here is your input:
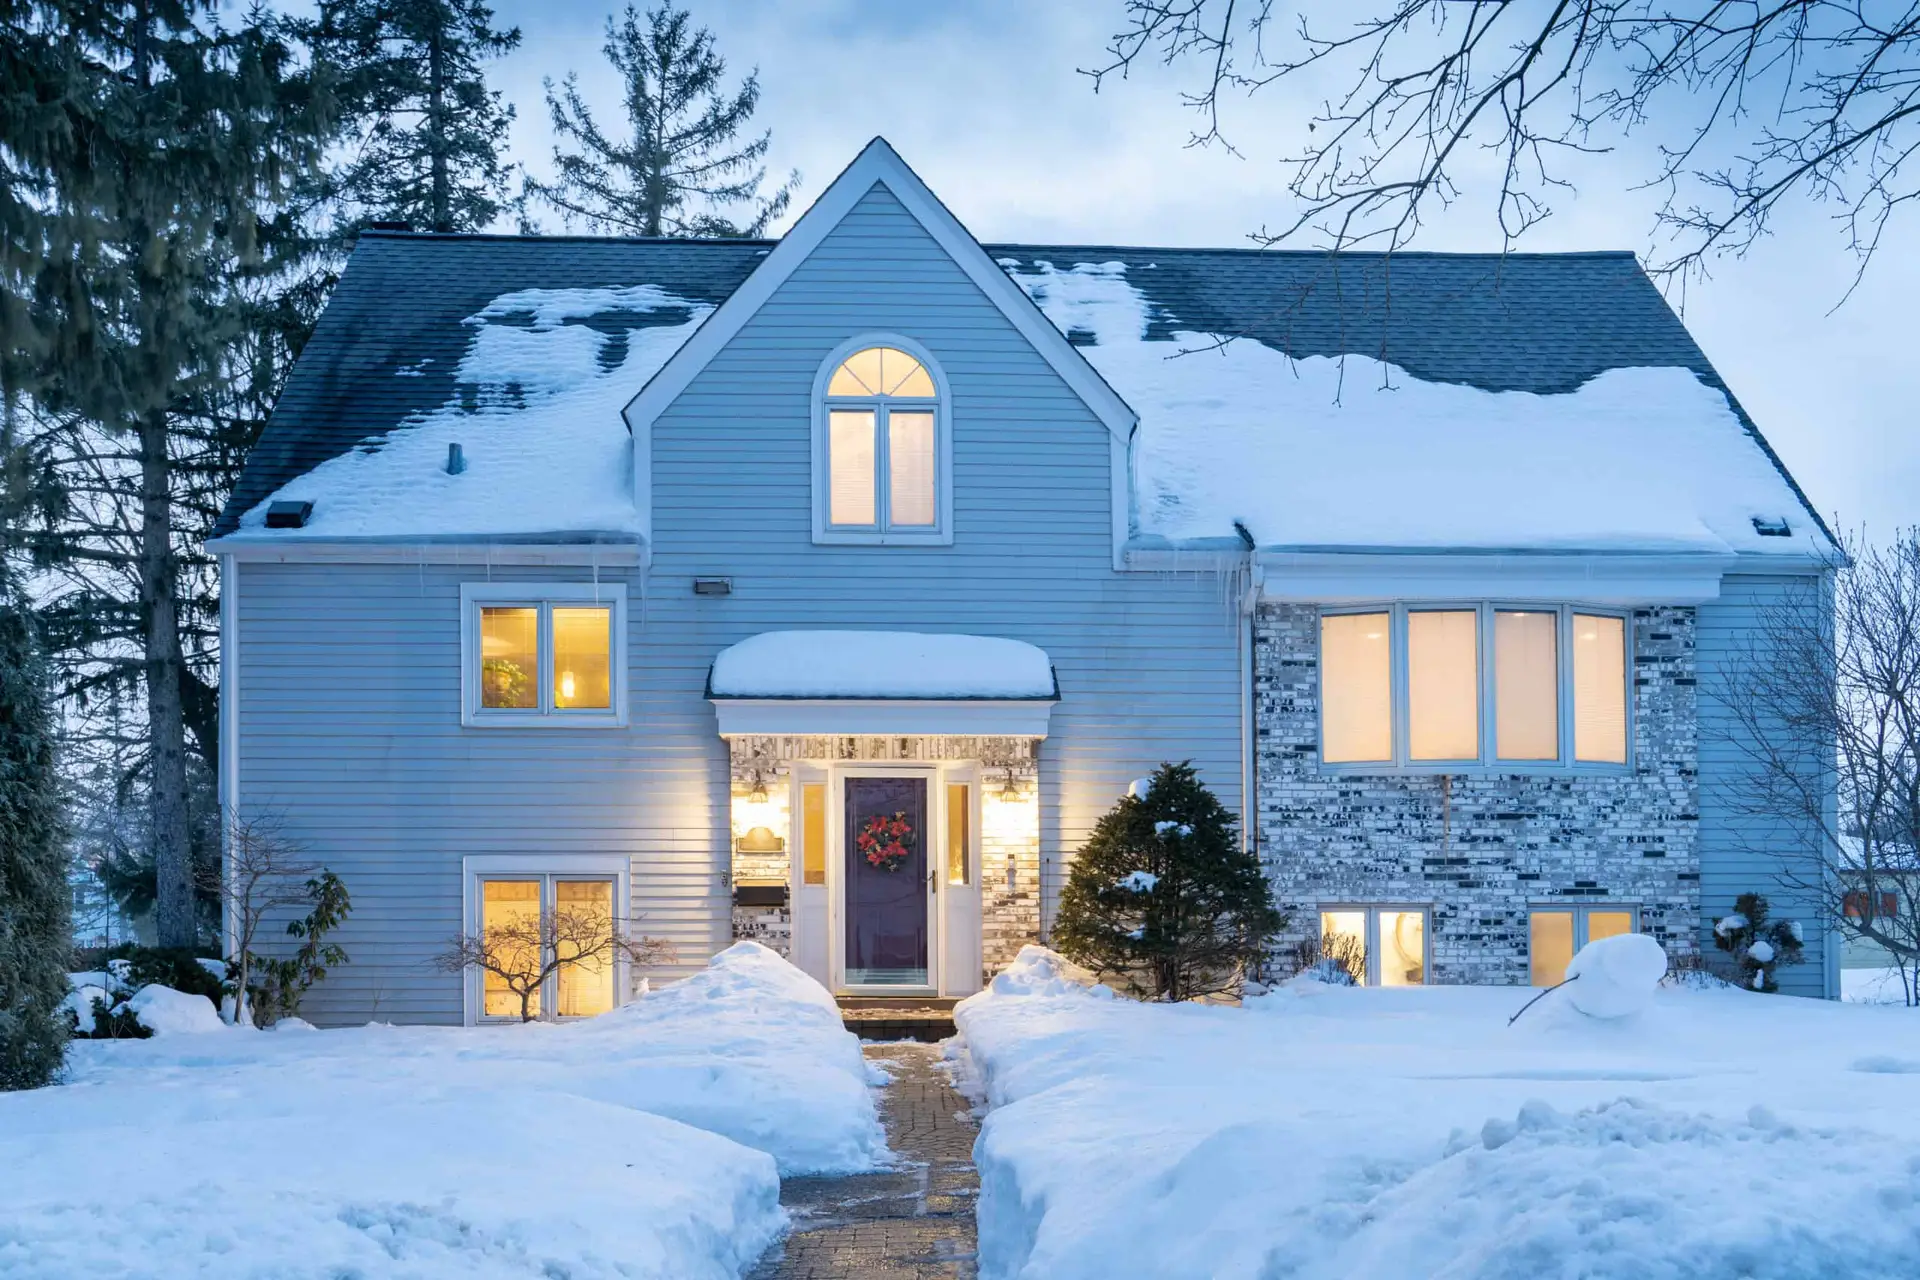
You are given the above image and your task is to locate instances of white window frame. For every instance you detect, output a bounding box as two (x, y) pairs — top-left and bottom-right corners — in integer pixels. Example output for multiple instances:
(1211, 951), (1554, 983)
(460, 581), (628, 728)
(1528, 902), (1641, 986)
(810, 333), (953, 546)
(460, 854), (633, 1025)
(1319, 904), (1432, 987)
(1317, 602), (1632, 774)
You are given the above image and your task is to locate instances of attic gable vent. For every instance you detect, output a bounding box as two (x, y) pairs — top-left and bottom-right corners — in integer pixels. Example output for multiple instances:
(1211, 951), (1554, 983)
(265, 500), (312, 529)
(1751, 516), (1792, 538)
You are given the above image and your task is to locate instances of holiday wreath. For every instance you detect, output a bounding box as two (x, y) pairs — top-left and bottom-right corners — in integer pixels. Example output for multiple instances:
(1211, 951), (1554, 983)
(856, 811), (917, 872)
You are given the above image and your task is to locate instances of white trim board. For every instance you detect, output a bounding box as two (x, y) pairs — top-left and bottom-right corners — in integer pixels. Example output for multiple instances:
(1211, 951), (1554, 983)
(206, 536), (644, 568)
(622, 137), (1140, 550)
(711, 697), (1056, 737)
(1255, 550), (1740, 605)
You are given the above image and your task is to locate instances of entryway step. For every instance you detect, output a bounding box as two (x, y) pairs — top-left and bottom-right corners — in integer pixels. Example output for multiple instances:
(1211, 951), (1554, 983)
(837, 996), (959, 1042)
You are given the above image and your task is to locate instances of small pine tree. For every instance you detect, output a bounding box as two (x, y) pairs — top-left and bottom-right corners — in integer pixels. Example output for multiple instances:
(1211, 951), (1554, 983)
(1713, 892), (1805, 993)
(1053, 762), (1282, 1001)
(314, 0), (522, 233)
(526, 2), (797, 237)
(0, 574), (72, 1089)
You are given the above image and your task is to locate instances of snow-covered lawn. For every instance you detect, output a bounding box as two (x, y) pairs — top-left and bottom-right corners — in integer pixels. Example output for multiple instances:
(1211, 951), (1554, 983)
(1845, 964), (1918, 1006)
(0, 942), (883, 1279)
(955, 949), (1920, 1280)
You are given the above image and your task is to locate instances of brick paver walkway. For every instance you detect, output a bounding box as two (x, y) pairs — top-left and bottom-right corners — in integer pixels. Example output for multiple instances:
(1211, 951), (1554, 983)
(749, 1042), (978, 1279)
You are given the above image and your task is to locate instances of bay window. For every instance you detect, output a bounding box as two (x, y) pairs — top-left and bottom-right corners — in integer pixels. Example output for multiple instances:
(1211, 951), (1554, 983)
(461, 583), (627, 727)
(1319, 604), (1629, 769)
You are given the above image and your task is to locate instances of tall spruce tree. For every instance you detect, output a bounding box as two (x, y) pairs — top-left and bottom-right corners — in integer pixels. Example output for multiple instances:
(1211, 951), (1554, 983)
(313, 0), (521, 233)
(1054, 762), (1282, 1001)
(527, 2), (795, 237)
(5, 1), (331, 948)
(0, 569), (70, 1090)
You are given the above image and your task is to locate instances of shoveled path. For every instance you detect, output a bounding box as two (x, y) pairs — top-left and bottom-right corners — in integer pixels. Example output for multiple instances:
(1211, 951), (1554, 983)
(749, 1042), (979, 1279)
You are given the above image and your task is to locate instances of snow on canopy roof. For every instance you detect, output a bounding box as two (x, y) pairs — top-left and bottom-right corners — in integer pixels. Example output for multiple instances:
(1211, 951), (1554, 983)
(237, 283), (714, 538)
(709, 631), (1057, 700)
(1005, 259), (1826, 557)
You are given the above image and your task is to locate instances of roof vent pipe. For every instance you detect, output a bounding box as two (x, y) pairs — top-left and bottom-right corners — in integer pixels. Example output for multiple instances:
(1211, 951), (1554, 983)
(446, 443), (466, 475)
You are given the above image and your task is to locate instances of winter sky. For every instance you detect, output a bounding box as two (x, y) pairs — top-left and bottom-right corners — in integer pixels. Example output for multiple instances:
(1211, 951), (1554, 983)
(485, 0), (1918, 542)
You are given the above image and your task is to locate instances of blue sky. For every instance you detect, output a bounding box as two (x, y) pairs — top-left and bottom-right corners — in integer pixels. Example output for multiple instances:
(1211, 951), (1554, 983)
(488, 0), (1918, 540)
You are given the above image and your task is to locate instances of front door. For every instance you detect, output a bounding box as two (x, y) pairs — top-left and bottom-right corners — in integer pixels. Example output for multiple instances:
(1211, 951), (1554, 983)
(843, 775), (930, 987)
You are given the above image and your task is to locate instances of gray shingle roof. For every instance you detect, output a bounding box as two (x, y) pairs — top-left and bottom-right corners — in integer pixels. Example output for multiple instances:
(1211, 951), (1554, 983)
(215, 231), (1824, 542)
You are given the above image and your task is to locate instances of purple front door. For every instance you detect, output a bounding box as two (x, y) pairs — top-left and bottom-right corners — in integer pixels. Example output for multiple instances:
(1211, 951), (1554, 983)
(844, 776), (930, 986)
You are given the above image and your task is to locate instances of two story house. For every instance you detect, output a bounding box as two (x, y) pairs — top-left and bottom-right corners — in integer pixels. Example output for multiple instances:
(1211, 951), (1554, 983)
(209, 139), (1837, 1023)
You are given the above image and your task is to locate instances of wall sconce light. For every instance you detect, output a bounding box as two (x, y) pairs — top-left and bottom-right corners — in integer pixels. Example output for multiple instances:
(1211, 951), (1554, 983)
(997, 766), (1022, 799)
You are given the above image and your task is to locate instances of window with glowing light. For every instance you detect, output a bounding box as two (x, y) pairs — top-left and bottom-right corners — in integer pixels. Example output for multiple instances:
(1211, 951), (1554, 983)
(1529, 904), (1637, 986)
(476, 873), (622, 1021)
(1317, 906), (1428, 986)
(462, 584), (625, 726)
(1319, 604), (1629, 770)
(814, 340), (949, 543)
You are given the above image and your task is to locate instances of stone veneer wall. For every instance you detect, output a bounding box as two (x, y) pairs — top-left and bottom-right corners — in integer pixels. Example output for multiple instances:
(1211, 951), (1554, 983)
(1255, 603), (1701, 984)
(724, 735), (1041, 986)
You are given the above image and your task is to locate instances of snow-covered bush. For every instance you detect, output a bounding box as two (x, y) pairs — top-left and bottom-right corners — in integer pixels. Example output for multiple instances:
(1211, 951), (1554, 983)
(1282, 926), (1366, 986)
(1713, 892), (1805, 992)
(1563, 933), (1669, 1018)
(1052, 762), (1282, 1000)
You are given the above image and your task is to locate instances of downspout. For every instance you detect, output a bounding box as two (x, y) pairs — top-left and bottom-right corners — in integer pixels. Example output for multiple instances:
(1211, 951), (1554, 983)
(218, 552), (240, 966)
(1234, 522), (1261, 857)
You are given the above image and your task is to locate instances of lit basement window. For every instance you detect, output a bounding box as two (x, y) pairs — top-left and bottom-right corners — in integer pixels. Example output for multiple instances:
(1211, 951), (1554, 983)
(1529, 905), (1637, 985)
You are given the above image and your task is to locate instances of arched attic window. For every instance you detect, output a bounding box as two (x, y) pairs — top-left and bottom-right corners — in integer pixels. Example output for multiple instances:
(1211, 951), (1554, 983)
(814, 341), (951, 544)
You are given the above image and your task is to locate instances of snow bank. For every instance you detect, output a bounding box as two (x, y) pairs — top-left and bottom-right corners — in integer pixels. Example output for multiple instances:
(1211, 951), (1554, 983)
(556, 941), (887, 1173)
(1007, 260), (1819, 556)
(709, 630), (1055, 699)
(0, 944), (886, 1276)
(956, 947), (1920, 1280)
(49, 942), (882, 1178)
(0, 1088), (780, 1280)
(241, 285), (712, 538)
(1563, 933), (1669, 1018)
(124, 984), (226, 1035)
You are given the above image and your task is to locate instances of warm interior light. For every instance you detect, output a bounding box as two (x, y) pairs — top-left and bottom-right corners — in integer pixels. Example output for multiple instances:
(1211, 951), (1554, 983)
(560, 671), (576, 700)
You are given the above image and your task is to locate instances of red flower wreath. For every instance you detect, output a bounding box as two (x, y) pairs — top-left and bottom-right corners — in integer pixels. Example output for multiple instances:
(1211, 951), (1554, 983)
(856, 811), (917, 872)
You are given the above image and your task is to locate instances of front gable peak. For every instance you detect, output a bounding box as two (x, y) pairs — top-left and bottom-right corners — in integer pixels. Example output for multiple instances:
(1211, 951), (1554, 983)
(619, 138), (1139, 444)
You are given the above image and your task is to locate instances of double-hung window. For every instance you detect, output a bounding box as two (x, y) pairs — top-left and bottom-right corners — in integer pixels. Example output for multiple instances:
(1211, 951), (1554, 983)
(461, 583), (627, 727)
(1319, 604), (1629, 769)
(814, 340), (951, 544)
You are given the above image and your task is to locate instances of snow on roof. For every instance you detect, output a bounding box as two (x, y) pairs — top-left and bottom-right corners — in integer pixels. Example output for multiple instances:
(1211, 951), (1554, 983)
(239, 285), (711, 538)
(710, 631), (1056, 700)
(1008, 261), (1823, 556)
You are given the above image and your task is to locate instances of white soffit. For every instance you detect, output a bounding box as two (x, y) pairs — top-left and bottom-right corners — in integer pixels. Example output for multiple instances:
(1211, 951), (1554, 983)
(1256, 551), (1740, 605)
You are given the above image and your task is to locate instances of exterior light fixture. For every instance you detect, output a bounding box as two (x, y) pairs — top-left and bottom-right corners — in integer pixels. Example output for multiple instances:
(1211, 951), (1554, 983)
(735, 826), (785, 854)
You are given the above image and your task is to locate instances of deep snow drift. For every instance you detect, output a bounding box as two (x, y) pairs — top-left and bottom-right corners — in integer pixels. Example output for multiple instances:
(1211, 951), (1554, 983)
(955, 947), (1920, 1280)
(1, 943), (882, 1279)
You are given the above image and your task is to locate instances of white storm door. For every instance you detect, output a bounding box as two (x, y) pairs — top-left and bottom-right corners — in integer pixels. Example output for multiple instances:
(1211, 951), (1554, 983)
(938, 771), (983, 997)
(788, 766), (831, 987)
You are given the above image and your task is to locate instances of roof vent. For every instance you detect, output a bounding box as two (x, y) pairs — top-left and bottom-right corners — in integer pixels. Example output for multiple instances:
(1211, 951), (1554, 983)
(446, 442), (467, 475)
(1752, 516), (1792, 538)
(265, 500), (312, 529)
